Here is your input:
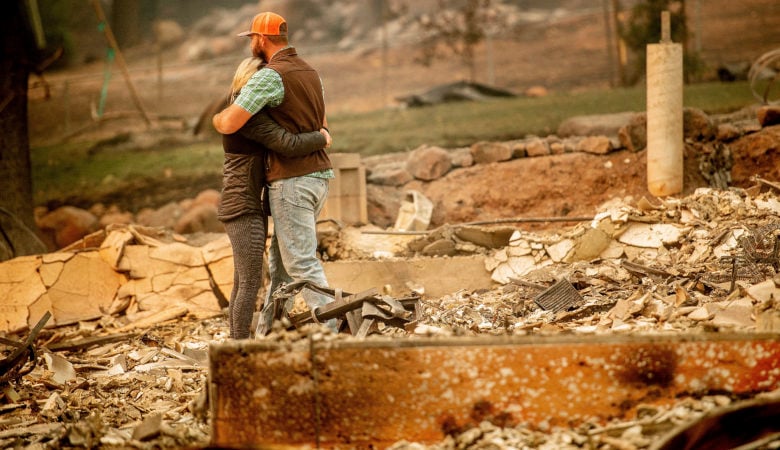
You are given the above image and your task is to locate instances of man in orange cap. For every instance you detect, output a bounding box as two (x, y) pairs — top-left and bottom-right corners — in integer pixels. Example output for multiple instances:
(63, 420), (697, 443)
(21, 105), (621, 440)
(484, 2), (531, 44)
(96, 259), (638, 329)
(213, 12), (336, 336)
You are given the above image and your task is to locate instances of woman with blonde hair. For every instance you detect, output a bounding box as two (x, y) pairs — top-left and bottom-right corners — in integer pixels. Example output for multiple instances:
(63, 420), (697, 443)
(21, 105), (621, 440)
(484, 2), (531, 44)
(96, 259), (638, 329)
(216, 56), (331, 339)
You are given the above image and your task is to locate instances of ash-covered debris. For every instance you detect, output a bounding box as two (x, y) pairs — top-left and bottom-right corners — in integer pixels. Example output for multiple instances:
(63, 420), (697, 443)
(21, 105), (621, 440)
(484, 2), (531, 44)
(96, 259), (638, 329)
(387, 391), (780, 450)
(2, 185), (780, 449)
(0, 317), (223, 449)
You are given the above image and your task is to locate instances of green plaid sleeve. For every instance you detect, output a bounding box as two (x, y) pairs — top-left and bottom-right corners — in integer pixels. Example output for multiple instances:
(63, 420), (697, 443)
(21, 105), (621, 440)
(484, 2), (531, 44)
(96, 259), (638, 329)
(233, 68), (284, 114)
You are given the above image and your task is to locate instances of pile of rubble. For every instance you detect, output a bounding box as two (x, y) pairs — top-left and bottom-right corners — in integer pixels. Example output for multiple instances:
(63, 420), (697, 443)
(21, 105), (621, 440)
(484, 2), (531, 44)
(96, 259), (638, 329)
(1, 182), (780, 448)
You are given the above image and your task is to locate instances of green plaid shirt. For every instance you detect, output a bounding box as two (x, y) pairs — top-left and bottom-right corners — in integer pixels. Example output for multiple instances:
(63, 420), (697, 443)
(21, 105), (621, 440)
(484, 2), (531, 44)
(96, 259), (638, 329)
(234, 49), (333, 179)
(234, 68), (284, 114)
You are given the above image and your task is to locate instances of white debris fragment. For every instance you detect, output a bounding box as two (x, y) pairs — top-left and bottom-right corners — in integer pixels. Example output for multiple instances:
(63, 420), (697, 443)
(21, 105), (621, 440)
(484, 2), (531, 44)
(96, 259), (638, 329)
(618, 223), (689, 248)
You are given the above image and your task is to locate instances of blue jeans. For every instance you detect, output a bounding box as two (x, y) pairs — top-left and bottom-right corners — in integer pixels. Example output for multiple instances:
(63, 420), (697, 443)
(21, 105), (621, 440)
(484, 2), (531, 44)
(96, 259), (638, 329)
(256, 176), (336, 335)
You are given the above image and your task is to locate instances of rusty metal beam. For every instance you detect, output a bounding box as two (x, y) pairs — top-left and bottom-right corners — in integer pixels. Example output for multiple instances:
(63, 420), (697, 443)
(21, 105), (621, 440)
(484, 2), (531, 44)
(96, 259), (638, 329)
(209, 333), (780, 448)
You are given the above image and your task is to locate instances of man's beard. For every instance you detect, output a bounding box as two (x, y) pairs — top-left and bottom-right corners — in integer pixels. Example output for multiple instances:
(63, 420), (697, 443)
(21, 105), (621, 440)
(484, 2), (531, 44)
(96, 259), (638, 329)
(252, 42), (268, 62)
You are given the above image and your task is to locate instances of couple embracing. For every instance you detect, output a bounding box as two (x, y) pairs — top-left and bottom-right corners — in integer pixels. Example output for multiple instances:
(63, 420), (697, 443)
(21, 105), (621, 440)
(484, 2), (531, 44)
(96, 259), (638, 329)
(212, 11), (336, 339)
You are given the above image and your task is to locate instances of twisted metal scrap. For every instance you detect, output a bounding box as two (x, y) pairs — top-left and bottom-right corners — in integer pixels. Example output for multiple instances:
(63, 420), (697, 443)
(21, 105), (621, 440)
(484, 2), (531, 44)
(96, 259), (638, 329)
(0, 312), (51, 385)
(713, 224), (780, 292)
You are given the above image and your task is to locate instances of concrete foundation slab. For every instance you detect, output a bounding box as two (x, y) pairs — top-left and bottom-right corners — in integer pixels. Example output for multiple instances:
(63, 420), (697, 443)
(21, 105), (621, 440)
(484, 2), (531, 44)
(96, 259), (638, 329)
(209, 333), (780, 448)
(322, 255), (494, 298)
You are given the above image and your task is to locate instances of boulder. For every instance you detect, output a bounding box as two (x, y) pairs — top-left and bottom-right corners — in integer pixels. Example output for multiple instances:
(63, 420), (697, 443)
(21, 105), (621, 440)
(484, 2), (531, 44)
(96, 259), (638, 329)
(136, 202), (183, 229)
(470, 141), (513, 164)
(405, 145), (452, 181)
(449, 147), (474, 168)
(757, 105), (780, 127)
(37, 206), (99, 249)
(576, 136), (613, 155)
(729, 124), (780, 185)
(174, 204), (222, 234)
(193, 189), (221, 207)
(684, 107), (716, 141)
(525, 138), (549, 157)
(716, 123), (741, 141)
(366, 184), (404, 229)
(618, 113), (647, 152)
(367, 162), (413, 186)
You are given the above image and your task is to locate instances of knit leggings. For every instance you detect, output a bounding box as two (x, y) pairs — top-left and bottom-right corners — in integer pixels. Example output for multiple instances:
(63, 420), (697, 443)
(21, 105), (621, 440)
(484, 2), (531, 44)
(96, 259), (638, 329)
(223, 213), (267, 339)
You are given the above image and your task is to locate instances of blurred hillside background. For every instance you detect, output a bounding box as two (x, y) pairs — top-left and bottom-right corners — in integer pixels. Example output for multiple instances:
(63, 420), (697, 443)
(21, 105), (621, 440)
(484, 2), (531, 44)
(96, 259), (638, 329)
(27, 0), (780, 147)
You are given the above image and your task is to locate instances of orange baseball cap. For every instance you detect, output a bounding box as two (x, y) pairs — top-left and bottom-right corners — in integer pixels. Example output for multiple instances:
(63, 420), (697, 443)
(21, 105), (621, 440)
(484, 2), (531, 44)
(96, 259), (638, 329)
(237, 12), (287, 37)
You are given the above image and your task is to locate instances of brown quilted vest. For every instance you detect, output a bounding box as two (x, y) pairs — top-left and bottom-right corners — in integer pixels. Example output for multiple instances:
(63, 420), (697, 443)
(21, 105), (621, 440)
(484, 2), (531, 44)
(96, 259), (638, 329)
(265, 47), (332, 181)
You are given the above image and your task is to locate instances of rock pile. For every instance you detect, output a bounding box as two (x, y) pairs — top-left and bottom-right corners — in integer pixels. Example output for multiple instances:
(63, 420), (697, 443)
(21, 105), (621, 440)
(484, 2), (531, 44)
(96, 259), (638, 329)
(25, 106), (780, 254)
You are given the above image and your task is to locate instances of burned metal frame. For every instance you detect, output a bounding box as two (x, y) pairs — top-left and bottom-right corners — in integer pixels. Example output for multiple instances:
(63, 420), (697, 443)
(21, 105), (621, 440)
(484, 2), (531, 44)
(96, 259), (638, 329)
(721, 223), (780, 292)
(263, 281), (421, 337)
(0, 312), (51, 385)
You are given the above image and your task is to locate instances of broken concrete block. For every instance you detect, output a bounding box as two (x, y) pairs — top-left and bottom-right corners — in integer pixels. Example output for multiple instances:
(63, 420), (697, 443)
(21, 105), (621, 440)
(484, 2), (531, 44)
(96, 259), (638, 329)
(200, 234), (234, 299)
(0, 256), (47, 332)
(150, 242), (205, 267)
(546, 238), (574, 263)
(490, 262), (515, 284)
(710, 298), (754, 329)
(117, 306), (189, 332)
(45, 252), (122, 326)
(38, 252), (74, 288)
(642, 298), (674, 322)
(600, 240), (626, 259)
(136, 280), (217, 318)
(99, 229), (134, 269)
(507, 255), (541, 276)
(746, 279), (780, 303)
(324, 255), (493, 299)
(507, 240), (533, 257)
(421, 239), (456, 256)
(394, 191), (433, 232)
(566, 227), (612, 262)
(618, 223), (689, 248)
(454, 226), (514, 249)
(38, 256), (66, 288)
(688, 307), (712, 321)
(43, 352), (77, 385)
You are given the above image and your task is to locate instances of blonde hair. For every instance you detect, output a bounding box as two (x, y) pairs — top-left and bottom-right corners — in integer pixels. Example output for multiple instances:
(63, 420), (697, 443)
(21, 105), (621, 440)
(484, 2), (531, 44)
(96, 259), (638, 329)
(230, 57), (263, 100)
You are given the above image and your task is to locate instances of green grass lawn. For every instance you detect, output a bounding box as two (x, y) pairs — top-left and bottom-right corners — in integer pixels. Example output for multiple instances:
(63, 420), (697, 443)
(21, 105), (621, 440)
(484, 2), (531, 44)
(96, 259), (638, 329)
(31, 80), (759, 206)
(326, 80), (760, 156)
(30, 141), (224, 207)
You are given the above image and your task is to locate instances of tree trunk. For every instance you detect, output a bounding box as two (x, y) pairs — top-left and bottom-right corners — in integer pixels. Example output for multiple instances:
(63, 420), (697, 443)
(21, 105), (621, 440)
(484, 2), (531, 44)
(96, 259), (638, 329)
(0, 1), (36, 231)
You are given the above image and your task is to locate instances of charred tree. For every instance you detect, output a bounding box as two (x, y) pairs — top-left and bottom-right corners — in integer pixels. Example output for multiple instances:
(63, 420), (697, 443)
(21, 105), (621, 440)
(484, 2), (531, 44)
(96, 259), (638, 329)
(0, 1), (38, 231)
